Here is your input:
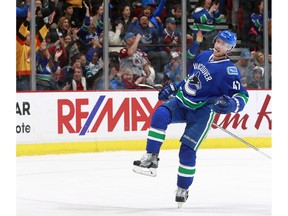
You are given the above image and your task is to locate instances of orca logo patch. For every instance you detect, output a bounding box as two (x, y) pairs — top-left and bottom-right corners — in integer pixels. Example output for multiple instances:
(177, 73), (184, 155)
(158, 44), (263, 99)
(226, 66), (238, 76)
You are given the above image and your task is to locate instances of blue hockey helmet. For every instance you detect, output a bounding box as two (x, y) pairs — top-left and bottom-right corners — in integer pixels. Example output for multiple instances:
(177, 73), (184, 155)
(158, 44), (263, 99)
(215, 30), (237, 50)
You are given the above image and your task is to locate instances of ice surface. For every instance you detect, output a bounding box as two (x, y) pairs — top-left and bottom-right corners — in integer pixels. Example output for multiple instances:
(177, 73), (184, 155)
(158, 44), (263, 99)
(17, 148), (271, 216)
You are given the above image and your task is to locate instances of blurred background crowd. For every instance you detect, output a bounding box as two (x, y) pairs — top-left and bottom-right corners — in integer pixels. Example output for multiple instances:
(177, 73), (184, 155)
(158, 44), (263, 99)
(16, 0), (272, 91)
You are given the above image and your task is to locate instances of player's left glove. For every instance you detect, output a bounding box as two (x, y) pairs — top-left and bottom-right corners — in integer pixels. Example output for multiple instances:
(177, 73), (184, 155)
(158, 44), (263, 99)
(211, 95), (238, 114)
(158, 83), (178, 101)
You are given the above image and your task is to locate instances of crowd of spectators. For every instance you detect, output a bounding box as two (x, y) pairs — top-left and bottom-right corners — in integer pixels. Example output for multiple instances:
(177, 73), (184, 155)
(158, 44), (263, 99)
(16, 0), (272, 91)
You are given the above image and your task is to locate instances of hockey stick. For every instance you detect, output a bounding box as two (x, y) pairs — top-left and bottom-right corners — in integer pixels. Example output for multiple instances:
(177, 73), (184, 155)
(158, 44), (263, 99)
(211, 122), (272, 159)
(138, 83), (163, 90)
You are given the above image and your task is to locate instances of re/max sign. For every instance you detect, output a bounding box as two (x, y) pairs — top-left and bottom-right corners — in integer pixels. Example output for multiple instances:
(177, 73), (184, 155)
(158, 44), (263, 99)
(57, 94), (272, 135)
(57, 95), (162, 135)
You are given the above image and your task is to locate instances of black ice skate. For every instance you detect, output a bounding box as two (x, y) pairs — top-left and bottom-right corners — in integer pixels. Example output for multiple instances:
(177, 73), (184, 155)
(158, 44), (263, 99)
(133, 153), (159, 177)
(175, 187), (189, 208)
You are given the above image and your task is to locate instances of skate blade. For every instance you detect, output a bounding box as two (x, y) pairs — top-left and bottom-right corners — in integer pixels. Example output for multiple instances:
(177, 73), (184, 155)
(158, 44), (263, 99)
(132, 166), (157, 177)
(177, 202), (183, 209)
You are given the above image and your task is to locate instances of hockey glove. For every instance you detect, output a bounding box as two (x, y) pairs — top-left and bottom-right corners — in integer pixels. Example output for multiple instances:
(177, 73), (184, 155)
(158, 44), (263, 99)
(211, 95), (238, 114)
(158, 83), (178, 101)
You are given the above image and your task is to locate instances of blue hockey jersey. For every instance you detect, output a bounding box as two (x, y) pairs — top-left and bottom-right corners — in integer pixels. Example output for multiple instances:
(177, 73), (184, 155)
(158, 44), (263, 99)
(176, 50), (249, 111)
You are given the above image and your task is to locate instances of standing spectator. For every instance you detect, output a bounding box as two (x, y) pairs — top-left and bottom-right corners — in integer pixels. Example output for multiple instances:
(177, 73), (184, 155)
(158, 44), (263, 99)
(72, 0), (100, 50)
(117, 4), (135, 33)
(166, 0), (193, 20)
(238, 0), (255, 47)
(36, 39), (62, 90)
(78, 16), (102, 49)
(21, 1), (53, 34)
(162, 17), (182, 56)
(234, 49), (253, 87)
(167, 3), (194, 41)
(108, 20), (126, 54)
(16, 0), (30, 30)
(128, 14), (168, 82)
(91, 3), (104, 36)
(65, 0), (86, 25)
(168, 3), (181, 30)
(16, 10), (49, 91)
(160, 16), (182, 83)
(34, 0), (56, 28)
(119, 32), (156, 85)
(16, 0), (30, 17)
(191, 0), (222, 50)
(61, 2), (82, 28)
(134, 0), (167, 30)
(249, 0), (271, 51)
(119, 32), (151, 80)
(16, 28), (31, 91)
(66, 0), (92, 51)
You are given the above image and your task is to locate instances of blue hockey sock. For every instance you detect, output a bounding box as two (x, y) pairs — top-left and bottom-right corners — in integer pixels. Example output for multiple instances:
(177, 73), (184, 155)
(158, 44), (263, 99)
(146, 106), (171, 153)
(177, 144), (197, 189)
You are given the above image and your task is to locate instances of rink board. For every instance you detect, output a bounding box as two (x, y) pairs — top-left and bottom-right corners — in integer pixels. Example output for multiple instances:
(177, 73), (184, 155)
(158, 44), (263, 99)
(16, 90), (272, 156)
(16, 137), (271, 156)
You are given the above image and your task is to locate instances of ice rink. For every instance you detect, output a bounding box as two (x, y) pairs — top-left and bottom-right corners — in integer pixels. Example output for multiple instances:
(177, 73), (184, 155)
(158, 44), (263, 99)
(16, 148), (273, 216)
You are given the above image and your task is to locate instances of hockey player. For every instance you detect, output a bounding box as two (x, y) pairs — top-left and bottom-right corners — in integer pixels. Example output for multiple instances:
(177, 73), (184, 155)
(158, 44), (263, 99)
(133, 30), (249, 207)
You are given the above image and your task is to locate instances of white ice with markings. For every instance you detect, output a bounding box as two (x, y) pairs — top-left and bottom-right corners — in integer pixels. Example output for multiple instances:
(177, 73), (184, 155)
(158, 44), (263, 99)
(17, 148), (271, 216)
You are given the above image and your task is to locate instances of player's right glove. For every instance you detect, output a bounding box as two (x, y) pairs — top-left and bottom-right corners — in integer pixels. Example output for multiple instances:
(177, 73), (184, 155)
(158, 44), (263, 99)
(158, 83), (178, 101)
(210, 95), (238, 114)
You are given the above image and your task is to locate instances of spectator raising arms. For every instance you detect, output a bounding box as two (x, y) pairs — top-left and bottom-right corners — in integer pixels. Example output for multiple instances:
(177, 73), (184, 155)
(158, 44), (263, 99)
(108, 20), (126, 54)
(191, 0), (222, 50)
(134, 0), (167, 30)
(16, 10), (49, 91)
(128, 14), (168, 82)
(60, 2), (82, 28)
(119, 32), (151, 81)
(36, 39), (63, 90)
